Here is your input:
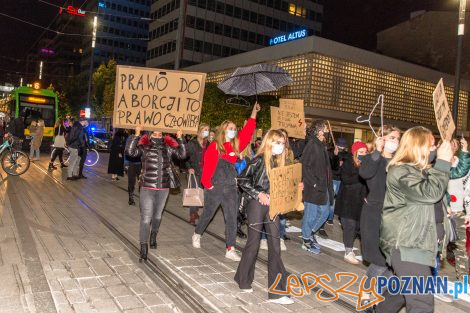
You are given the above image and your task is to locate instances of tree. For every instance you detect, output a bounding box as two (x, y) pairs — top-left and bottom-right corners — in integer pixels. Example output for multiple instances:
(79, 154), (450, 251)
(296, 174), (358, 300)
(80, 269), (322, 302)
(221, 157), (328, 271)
(47, 84), (72, 118)
(55, 73), (88, 116)
(92, 59), (116, 118)
(200, 83), (277, 129)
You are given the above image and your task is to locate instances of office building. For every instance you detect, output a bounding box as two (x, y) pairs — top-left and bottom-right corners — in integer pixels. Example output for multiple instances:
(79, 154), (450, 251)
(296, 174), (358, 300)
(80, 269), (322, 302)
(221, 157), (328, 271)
(147, 0), (324, 69)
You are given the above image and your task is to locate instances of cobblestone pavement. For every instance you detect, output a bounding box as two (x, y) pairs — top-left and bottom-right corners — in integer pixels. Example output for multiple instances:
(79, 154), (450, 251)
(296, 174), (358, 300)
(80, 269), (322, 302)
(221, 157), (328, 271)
(1, 153), (470, 313)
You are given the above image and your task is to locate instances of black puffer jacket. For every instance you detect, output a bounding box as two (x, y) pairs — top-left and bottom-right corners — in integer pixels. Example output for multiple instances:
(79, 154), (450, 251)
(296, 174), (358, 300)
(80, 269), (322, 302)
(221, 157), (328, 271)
(238, 156), (269, 200)
(125, 134), (186, 189)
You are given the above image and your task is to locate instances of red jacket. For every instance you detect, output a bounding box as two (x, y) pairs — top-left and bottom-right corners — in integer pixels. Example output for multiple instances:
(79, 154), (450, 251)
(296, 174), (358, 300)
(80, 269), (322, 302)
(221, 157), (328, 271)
(201, 118), (256, 189)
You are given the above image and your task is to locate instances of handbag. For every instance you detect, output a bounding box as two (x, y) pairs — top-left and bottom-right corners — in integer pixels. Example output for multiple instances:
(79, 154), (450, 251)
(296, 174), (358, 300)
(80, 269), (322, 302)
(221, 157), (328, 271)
(53, 125), (66, 148)
(183, 173), (204, 207)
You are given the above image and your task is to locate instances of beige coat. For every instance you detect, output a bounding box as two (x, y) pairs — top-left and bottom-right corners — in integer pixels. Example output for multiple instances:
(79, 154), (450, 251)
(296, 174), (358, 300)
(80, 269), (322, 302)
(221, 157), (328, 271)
(31, 124), (44, 149)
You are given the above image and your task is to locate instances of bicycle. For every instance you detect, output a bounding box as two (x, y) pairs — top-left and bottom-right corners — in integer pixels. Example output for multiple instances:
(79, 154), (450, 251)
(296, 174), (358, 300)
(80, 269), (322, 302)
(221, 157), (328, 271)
(50, 146), (100, 167)
(0, 137), (31, 175)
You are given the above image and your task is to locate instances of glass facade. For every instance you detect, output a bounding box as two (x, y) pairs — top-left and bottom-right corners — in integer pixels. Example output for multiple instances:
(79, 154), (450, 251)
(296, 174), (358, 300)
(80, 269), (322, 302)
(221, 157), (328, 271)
(206, 52), (468, 130)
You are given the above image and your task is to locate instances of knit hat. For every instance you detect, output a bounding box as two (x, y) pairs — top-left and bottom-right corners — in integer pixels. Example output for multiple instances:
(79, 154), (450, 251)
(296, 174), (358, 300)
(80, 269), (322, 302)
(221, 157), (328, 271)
(351, 141), (368, 155)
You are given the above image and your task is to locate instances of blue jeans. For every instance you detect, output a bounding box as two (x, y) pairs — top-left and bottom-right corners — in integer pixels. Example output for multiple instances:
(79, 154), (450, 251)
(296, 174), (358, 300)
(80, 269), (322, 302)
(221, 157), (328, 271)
(301, 199), (330, 240)
(261, 214), (286, 240)
(328, 180), (341, 221)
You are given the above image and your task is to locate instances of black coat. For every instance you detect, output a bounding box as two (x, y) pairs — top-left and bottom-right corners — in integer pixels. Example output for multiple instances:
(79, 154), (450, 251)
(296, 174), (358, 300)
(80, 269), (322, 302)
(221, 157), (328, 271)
(301, 136), (334, 205)
(108, 133), (127, 176)
(238, 156), (270, 200)
(6, 117), (25, 139)
(358, 151), (389, 266)
(334, 157), (367, 221)
(67, 121), (85, 149)
(125, 135), (186, 189)
(185, 138), (207, 179)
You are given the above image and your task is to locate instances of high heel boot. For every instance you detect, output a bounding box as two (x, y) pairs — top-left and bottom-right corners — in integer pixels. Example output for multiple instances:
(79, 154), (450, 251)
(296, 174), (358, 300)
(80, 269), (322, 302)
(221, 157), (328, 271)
(139, 243), (148, 262)
(149, 232), (157, 249)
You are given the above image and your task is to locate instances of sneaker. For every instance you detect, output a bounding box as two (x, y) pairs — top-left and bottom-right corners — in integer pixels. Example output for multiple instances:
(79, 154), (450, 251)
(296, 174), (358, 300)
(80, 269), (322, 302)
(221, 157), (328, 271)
(280, 239), (287, 251)
(310, 236), (321, 249)
(192, 233), (201, 248)
(434, 292), (454, 303)
(225, 247), (241, 261)
(318, 228), (328, 238)
(344, 252), (360, 265)
(326, 220), (334, 225)
(240, 288), (253, 293)
(268, 296), (294, 305)
(260, 239), (268, 250)
(302, 241), (320, 254)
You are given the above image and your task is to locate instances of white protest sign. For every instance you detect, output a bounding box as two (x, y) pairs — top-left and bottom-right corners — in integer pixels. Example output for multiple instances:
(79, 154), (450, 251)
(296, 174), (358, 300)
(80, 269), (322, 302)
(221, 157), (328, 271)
(113, 65), (206, 134)
(433, 78), (455, 141)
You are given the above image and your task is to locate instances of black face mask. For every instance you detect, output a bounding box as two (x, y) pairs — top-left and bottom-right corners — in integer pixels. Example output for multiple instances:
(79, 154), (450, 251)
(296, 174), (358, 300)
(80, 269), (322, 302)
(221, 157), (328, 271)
(151, 137), (163, 145)
(429, 150), (437, 164)
(358, 155), (365, 162)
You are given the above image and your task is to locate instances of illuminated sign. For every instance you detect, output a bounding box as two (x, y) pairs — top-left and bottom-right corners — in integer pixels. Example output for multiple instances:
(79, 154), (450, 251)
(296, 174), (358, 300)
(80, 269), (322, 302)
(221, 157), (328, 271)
(40, 48), (55, 55)
(27, 97), (46, 104)
(98, 2), (106, 8)
(269, 29), (307, 46)
(59, 6), (86, 17)
(85, 108), (91, 118)
(33, 82), (41, 90)
(80, 110), (86, 118)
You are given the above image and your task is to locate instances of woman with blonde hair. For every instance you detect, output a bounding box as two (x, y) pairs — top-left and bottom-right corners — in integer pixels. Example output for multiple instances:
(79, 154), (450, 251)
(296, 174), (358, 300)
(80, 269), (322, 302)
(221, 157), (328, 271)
(376, 126), (453, 313)
(185, 123), (210, 224)
(234, 129), (298, 305)
(193, 103), (260, 261)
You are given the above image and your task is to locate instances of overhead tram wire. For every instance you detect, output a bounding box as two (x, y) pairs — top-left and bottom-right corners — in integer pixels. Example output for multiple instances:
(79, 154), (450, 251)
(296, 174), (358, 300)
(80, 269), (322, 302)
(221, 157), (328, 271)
(0, 12), (150, 40)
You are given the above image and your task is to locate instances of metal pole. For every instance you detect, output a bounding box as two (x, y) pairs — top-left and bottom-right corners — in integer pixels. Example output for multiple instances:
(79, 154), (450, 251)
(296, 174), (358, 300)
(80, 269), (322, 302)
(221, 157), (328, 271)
(87, 16), (98, 107)
(174, 0), (186, 70)
(452, 0), (467, 127)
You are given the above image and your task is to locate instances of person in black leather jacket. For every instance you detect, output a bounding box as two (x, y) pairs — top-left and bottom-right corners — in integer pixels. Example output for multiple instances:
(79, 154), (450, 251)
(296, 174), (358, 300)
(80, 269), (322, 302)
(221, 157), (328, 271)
(66, 118), (86, 180)
(126, 126), (186, 262)
(234, 129), (300, 305)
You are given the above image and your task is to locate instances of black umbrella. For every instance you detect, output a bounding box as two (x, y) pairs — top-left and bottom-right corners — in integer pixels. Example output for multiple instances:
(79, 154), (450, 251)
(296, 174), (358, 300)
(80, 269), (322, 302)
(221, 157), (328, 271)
(217, 64), (293, 100)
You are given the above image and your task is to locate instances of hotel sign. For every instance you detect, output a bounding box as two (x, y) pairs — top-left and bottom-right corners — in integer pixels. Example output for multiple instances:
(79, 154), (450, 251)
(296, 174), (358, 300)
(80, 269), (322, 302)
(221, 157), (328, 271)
(269, 29), (307, 46)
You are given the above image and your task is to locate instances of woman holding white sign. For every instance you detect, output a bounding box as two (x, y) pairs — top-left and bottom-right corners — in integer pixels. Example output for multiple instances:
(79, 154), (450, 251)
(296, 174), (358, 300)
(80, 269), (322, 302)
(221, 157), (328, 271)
(234, 129), (300, 304)
(126, 128), (186, 262)
(192, 103), (260, 261)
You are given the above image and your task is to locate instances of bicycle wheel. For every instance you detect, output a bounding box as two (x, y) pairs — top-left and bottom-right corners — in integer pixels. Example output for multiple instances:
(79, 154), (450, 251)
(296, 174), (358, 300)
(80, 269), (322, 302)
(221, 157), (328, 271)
(1, 150), (30, 176)
(84, 149), (99, 167)
(50, 148), (70, 166)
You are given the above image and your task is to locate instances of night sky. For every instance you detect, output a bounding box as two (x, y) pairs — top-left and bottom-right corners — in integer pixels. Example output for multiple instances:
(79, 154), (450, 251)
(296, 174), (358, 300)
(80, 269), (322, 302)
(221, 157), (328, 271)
(0, 0), (462, 85)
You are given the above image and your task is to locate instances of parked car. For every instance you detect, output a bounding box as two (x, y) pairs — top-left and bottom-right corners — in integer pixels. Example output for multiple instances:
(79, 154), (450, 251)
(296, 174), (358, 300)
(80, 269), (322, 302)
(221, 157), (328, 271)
(88, 128), (111, 151)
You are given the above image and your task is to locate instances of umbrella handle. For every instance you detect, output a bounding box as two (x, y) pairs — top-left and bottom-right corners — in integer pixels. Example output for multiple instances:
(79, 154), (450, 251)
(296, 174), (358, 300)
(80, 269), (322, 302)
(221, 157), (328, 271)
(253, 73), (258, 102)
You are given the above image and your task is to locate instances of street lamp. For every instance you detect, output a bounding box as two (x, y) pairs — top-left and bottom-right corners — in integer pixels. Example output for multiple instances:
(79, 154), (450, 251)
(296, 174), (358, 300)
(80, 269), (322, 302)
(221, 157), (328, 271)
(452, 0), (467, 128)
(86, 16), (98, 108)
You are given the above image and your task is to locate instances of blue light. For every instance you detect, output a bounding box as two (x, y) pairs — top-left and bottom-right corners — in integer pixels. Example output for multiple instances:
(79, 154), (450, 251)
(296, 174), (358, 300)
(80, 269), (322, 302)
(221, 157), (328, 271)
(98, 2), (106, 8)
(91, 127), (96, 131)
(269, 29), (308, 46)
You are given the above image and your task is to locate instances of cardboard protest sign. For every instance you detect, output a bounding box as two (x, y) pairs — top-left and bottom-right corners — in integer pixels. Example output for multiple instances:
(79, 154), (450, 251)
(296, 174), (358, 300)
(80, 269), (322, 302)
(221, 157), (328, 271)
(270, 100), (305, 139)
(279, 98), (304, 112)
(433, 78), (455, 141)
(113, 65), (206, 134)
(269, 163), (303, 220)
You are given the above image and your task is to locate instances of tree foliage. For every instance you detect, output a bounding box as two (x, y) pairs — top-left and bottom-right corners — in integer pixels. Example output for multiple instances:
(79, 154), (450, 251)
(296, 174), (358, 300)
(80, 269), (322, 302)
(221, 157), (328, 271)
(47, 84), (72, 118)
(200, 83), (278, 130)
(92, 59), (116, 118)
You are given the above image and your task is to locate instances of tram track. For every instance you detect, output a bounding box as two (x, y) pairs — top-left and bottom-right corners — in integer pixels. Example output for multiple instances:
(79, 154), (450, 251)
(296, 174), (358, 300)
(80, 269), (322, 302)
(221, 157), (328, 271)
(33, 161), (359, 312)
(31, 163), (220, 313)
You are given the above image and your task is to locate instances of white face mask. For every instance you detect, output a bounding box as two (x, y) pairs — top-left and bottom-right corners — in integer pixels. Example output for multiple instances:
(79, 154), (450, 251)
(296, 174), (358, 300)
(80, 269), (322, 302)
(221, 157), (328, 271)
(226, 130), (237, 139)
(201, 130), (209, 138)
(384, 141), (399, 154)
(272, 143), (285, 155)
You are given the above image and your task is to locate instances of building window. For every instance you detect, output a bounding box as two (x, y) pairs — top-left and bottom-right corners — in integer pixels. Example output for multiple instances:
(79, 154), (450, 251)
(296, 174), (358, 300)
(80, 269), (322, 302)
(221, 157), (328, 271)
(289, 3), (307, 18)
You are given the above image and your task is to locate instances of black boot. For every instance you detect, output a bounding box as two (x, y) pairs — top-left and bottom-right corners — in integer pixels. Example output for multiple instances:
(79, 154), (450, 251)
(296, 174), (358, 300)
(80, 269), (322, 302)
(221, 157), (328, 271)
(237, 222), (247, 239)
(149, 232), (157, 249)
(139, 243), (148, 262)
(128, 193), (135, 205)
(48, 162), (56, 171)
